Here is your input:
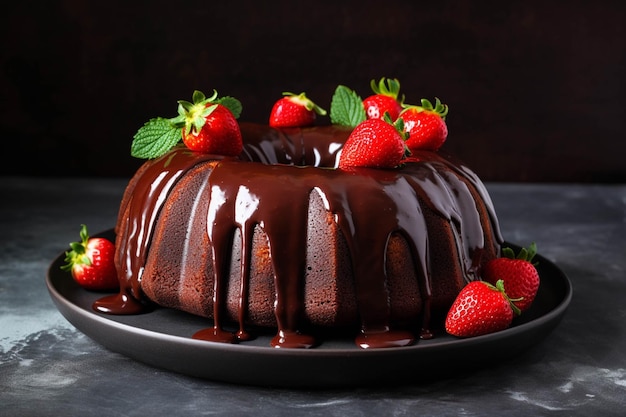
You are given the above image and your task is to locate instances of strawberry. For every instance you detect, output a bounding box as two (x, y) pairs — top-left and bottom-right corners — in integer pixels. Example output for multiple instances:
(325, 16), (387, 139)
(363, 77), (404, 121)
(338, 116), (409, 169)
(445, 279), (520, 338)
(131, 90), (243, 160)
(269, 92), (327, 128)
(398, 98), (449, 151)
(61, 224), (118, 291)
(483, 243), (540, 312)
(178, 91), (243, 155)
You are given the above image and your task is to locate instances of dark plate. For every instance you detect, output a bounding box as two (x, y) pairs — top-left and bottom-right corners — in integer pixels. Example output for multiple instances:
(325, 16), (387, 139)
(46, 229), (572, 388)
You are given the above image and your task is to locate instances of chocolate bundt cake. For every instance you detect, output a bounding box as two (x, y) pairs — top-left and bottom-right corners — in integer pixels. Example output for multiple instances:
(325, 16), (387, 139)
(93, 122), (502, 349)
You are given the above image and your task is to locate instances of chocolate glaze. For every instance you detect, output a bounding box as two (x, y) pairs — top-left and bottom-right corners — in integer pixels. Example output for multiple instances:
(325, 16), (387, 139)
(94, 122), (502, 349)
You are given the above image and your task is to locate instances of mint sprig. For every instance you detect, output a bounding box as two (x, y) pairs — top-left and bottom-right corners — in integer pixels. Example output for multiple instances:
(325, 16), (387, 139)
(130, 90), (242, 160)
(329, 85), (366, 127)
(216, 96), (242, 119)
(131, 118), (182, 159)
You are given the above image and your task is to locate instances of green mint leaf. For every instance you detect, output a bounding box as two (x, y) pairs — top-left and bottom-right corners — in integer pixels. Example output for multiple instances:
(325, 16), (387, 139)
(216, 96), (243, 119)
(330, 85), (366, 127)
(131, 117), (182, 159)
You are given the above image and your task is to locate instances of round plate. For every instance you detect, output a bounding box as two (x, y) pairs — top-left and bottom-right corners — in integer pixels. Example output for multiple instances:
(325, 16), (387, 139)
(47, 230), (572, 388)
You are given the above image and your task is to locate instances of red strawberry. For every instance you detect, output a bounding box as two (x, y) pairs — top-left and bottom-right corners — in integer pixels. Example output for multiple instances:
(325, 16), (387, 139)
(131, 90), (243, 159)
(445, 279), (519, 338)
(338, 117), (409, 169)
(179, 91), (243, 155)
(363, 78), (404, 121)
(269, 92), (327, 128)
(61, 224), (118, 291)
(399, 98), (449, 151)
(483, 243), (540, 312)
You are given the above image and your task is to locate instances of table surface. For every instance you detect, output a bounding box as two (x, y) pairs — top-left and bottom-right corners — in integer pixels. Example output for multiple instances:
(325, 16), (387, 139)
(1, 176), (625, 417)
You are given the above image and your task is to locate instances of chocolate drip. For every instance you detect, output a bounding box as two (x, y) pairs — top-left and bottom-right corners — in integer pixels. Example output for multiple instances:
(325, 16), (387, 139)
(95, 123), (502, 349)
(93, 149), (222, 315)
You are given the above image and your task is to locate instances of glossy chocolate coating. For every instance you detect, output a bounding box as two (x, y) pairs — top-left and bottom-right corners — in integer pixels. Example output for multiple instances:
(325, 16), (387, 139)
(94, 122), (502, 349)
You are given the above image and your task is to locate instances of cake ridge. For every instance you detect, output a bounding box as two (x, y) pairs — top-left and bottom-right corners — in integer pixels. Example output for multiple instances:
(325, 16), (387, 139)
(93, 149), (223, 315)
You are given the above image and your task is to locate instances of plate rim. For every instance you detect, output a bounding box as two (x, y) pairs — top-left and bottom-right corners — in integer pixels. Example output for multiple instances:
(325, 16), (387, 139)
(46, 231), (573, 385)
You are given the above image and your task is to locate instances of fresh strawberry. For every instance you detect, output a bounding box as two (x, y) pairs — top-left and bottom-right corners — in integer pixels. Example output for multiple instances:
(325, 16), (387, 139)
(269, 92), (327, 128)
(363, 77), (404, 121)
(61, 224), (118, 291)
(483, 243), (540, 312)
(399, 98), (449, 151)
(445, 279), (520, 338)
(338, 116), (409, 169)
(178, 91), (243, 155)
(131, 90), (243, 160)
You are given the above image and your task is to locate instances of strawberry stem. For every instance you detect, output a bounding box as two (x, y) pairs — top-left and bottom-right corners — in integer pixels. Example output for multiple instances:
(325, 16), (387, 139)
(493, 279), (522, 316)
(383, 112), (409, 140)
(282, 92), (327, 116)
(382, 112), (412, 158)
(171, 90), (220, 136)
(370, 77), (404, 105)
(502, 242), (538, 264)
(401, 98), (449, 120)
(60, 224), (92, 271)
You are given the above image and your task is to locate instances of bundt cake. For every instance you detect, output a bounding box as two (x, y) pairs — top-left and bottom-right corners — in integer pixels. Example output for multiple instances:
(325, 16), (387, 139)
(93, 121), (502, 349)
(91, 82), (503, 349)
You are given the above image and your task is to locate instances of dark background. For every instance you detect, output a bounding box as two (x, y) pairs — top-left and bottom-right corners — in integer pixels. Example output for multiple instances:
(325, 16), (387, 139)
(1, 0), (624, 182)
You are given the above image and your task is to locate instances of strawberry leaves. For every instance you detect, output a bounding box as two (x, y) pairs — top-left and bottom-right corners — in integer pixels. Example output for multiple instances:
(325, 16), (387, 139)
(61, 223), (92, 270)
(501, 242), (537, 263)
(364, 78), (405, 121)
(370, 77), (403, 100)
